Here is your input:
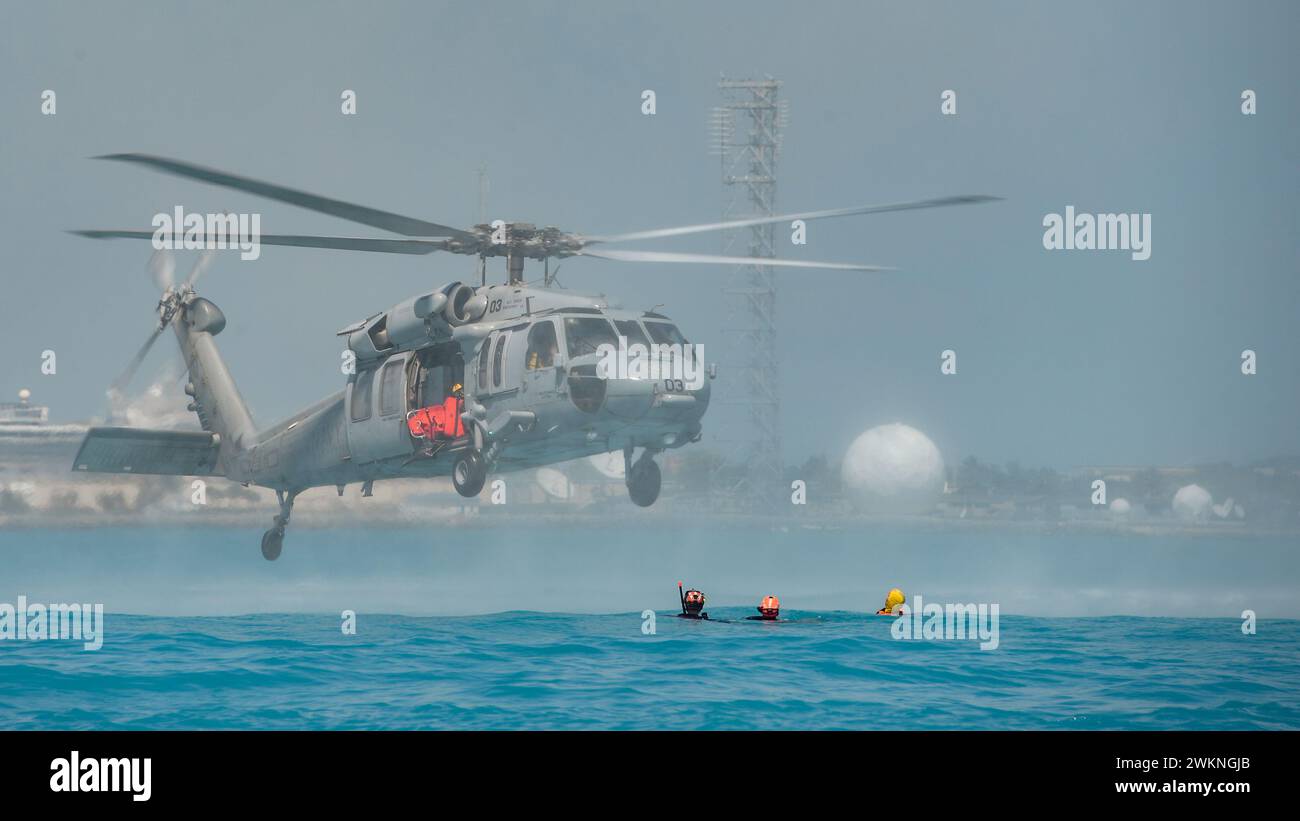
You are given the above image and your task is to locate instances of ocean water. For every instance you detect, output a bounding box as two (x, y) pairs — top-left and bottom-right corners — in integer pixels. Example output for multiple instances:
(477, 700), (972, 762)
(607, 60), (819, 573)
(2, 611), (1297, 730)
(3, 523), (1299, 618)
(2, 524), (1298, 729)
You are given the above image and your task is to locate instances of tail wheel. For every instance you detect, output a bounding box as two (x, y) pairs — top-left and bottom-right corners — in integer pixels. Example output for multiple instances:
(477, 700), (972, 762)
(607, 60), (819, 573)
(453, 449), (488, 498)
(627, 458), (661, 507)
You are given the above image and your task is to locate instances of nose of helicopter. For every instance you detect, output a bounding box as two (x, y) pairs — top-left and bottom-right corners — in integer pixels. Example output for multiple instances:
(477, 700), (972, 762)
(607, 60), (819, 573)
(564, 343), (712, 433)
(599, 364), (711, 423)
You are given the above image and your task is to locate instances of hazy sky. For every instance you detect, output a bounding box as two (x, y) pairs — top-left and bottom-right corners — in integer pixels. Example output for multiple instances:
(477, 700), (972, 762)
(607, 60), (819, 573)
(1, 0), (1296, 471)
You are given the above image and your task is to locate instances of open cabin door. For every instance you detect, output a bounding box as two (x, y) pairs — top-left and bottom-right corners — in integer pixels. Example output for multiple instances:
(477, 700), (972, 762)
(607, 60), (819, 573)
(345, 345), (468, 465)
(409, 343), (465, 412)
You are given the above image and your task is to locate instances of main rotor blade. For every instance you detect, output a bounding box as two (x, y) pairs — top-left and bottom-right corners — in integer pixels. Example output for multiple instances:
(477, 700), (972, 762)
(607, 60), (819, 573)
(585, 195), (1001, 245)
(185, 249), (217, 288)
(110, 326), (165, 394)
(94, 153), (478, 241)
(71, 230), (453, 255)
(578, 248), (890, 271)
(148, 249), (175, 291)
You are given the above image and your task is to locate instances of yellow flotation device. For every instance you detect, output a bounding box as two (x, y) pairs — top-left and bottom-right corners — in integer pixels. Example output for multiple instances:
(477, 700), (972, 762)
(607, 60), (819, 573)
(876, 588), (906, 615)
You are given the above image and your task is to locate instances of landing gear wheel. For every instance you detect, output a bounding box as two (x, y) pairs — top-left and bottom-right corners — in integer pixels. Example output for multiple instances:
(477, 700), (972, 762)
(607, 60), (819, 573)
(627, 458), (661, 507)
(261, 528), (284, 561)
(260, 489), (299, 561)
(453, 449), (488, 498)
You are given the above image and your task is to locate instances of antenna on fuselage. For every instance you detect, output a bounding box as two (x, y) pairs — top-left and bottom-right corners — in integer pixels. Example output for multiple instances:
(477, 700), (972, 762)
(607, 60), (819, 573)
(476, 163), (489, 287)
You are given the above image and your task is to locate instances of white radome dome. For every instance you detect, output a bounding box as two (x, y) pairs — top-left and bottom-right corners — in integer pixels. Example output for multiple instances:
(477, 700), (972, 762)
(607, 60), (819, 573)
(535, 467), (573, 500)
(1172, 484), (1213, 522)
(587, 451), (625, 479)
(1110, 498), (1132, 516)
(841, 423), (945, 514)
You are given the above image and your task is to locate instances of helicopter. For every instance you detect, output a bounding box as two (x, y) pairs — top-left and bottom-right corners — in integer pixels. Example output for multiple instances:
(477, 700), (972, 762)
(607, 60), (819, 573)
(71, 153), (997, 560)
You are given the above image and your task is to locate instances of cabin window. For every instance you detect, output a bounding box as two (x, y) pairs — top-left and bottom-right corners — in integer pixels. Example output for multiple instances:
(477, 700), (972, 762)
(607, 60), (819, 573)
(492, 331), (510, 388)
(477, 338), (491, 391)
(613, 319), (650, 349)
(645, 321), (688, 346)
(379, 359), (404, 416)
(564, 317), (618, 359)
(350, 369), (374, 422)
(526, 320), (559, 370)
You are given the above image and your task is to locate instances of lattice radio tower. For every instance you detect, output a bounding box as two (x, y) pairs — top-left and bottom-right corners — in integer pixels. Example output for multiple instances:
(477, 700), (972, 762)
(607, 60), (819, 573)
(709, 76), (789, 501)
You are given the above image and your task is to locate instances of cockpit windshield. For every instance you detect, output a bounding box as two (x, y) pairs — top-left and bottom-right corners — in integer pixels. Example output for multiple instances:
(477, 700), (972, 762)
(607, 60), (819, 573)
(613, 319), (650, 348)
(645, 321), (688, 346)
(564, 317), (618, 358)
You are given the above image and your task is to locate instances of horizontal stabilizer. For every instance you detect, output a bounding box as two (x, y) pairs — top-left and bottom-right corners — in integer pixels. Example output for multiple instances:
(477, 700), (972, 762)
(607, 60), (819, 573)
(72, 427), (221, 476)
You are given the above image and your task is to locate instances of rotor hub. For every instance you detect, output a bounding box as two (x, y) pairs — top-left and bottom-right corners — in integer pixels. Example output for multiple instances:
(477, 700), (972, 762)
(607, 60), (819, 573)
(468, 222), (583, 260)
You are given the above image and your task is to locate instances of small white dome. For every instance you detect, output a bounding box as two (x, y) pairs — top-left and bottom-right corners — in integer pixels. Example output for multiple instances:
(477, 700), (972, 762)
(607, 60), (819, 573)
(1172, 484), (1213, 522)
(841, 423), (945, 514)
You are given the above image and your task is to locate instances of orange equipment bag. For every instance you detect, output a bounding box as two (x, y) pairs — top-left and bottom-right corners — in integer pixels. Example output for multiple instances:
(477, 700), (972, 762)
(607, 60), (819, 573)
(408, 397), (464, 441)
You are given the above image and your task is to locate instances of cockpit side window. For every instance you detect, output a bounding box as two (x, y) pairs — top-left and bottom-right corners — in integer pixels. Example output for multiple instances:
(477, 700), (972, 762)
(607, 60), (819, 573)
(526, 320), (559, 370)
(645, 321), (688, 346)
(564, 317), (618, 359)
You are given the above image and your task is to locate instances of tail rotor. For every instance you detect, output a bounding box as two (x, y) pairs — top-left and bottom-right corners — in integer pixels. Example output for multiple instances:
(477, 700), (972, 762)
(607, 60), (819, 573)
(107, 250), (216, 400)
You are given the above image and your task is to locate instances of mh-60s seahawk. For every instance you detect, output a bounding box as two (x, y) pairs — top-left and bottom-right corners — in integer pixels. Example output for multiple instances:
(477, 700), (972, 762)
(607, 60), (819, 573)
(72, 153), (996, 559)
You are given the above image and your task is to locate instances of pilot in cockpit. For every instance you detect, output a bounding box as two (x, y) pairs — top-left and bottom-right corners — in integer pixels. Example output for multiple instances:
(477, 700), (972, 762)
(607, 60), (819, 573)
(527, 341), (558, 370)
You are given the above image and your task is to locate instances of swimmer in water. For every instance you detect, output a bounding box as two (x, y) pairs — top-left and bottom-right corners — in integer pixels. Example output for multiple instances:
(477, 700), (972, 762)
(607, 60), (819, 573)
(876, 588), (906, 615)
(676, 581), (709, 619)
(745, 594), (781, 621)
